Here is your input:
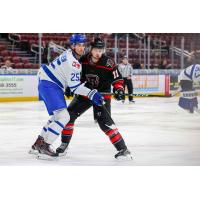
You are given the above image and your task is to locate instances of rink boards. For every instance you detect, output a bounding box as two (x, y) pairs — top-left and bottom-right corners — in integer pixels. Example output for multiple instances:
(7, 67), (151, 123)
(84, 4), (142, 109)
(0, 74), (39, 102)
(0, 74), (172, 102)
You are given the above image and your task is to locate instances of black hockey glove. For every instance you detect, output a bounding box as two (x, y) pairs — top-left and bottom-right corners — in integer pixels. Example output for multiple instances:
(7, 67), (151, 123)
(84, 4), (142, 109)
(113, 88), (125, 101)
(64, 87), (74, 99)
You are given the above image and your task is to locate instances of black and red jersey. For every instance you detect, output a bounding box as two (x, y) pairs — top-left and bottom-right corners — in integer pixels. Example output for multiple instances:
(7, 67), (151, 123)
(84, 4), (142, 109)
(79, 53), (123, 93)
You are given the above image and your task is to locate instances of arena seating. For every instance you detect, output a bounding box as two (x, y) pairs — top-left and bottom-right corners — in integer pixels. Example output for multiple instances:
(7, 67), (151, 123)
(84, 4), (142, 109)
(0, 35), (39, 69)
(0, 49), (38, 69)
(1, 33), (200, 69)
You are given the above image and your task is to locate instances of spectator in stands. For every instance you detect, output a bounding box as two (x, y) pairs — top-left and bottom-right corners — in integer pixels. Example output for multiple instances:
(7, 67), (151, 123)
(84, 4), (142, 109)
(1, 60), (13, 72)
(159, 58), (168, 69)
(118, 56), (135, 103)
(140, 63), (145, 69)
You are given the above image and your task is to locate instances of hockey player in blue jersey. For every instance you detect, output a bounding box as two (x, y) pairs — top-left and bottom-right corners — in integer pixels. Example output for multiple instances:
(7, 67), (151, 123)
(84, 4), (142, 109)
(29, 34), (104, 159)
(178, 64), (200, 113)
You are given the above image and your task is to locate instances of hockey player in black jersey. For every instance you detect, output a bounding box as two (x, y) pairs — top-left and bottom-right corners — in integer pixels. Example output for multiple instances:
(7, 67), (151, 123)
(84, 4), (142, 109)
(56, 38), (132, 160)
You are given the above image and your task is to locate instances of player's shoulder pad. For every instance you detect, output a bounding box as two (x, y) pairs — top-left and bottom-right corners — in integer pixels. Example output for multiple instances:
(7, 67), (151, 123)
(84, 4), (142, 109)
(60, 51), (68, 62)
(66, 49), (74, 61)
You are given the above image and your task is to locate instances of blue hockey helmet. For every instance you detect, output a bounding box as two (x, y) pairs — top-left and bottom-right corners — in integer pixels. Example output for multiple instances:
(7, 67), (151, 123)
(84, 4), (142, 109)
(70, 34), (86, 45)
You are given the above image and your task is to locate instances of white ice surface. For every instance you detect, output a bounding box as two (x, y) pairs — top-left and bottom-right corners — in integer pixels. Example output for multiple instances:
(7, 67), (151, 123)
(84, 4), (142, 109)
(0, 97), (200, 166)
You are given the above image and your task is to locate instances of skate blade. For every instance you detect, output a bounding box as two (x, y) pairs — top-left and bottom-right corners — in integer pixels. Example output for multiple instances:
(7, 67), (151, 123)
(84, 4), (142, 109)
(115, 154), (133, 161)
(58, 151), (67, 157)
(37, 153), (58, 161)
(29, 149), (39, 155)
(57, 147), (68, 157)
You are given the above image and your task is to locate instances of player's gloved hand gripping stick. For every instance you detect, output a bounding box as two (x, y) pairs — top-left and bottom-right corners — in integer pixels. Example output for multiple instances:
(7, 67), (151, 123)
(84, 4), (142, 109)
(88, 89), (104, 106)
(113, 88), (125, 101)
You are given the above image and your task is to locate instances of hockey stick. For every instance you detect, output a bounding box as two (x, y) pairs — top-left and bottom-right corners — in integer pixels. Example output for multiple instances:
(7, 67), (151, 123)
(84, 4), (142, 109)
(102, 103), (116, 125)
(101, 86), (182, 97)
(170, 88), (181, 97)
(171, 88), (200, 98)
(93, 102), (116, 125)
(101, 92), (172, 97)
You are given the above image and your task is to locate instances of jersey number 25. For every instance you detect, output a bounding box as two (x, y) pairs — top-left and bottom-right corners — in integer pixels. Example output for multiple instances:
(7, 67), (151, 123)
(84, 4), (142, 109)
(71, 73), (80, 81)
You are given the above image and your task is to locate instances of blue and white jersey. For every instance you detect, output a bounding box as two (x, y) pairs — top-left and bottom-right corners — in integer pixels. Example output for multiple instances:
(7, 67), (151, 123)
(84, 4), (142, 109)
(38, 49), (91, 96)
(179, 64), (200, 82)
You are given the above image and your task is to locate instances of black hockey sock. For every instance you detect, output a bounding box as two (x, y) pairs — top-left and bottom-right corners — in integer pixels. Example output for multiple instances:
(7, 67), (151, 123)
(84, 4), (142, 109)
(114, 139), (127, 151)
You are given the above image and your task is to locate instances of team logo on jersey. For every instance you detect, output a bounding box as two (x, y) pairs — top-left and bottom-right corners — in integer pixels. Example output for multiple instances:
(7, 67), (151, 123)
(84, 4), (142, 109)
(72, 61), (81, 69)
(106, 59), (115, 68)
(86, 74), (100, 88)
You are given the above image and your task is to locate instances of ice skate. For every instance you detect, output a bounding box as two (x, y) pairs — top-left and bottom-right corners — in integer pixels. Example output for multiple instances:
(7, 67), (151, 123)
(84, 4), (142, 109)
(129, 99), (135, 104)
(37, 142), (58, 160)
(115, 148), (133, 160)
(29, 135), (44, 155)
(56, 142), (68, 156)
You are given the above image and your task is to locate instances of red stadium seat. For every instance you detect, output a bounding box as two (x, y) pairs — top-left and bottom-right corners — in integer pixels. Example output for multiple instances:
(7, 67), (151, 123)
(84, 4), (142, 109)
(10, 51), (17, 57)
(21, 57), (29, 64)
(0, 45), (6, 51)
(32, 64), (39, 69)
(12, 56), (21, 63)
(0, 50), (9, 57)
(3, 56), (12, 61)
(29, 40), (38, 45)
(20, 35), (29, 41)
(14, 63), (24, 69)
(24, 63), (33, 68)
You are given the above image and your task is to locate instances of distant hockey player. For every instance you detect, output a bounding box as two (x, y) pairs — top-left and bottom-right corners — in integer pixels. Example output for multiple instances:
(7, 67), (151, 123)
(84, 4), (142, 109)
(178, 64), (200, 113)
(56, 38), (132, 160)
(30, 34), (103, 159)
